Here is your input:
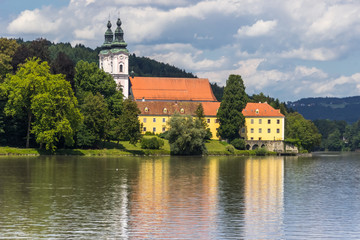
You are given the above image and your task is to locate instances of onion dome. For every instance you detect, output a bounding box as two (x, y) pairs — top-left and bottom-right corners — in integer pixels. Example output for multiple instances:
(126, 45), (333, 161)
(112, 17), (127, 49)
(102, 20), (113, 49)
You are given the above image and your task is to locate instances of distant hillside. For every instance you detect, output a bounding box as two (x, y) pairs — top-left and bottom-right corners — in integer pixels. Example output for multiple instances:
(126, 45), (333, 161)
(45, 41), (196, 78)
(287, 96), (360, 123)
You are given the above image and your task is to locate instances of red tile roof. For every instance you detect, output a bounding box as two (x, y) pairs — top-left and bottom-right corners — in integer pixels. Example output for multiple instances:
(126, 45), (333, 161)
(242, 102), (284, 117)
(130, 77), (217, 101)
(136, 101), (220, 117)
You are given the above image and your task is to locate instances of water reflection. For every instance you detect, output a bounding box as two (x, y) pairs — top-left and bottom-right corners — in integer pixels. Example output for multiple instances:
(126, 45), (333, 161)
(1, 154), (359, 239)
(129, 157), (219, 239)
(244, 157), (284, 239)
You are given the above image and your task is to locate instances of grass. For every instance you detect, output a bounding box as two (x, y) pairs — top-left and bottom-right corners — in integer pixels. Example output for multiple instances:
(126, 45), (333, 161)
(0, 139), (276, 156)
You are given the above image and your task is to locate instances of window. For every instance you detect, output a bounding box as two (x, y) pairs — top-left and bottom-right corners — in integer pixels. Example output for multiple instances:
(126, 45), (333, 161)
(144, 107), (149, 112)
(207, 119), (210, 123)
(259, 128), (262, 133)
(277, 128), (280, 133)
(268, 119), (271, 124)
(162, 118), (166, 123)
(255, 109), (259, 114)
(241, 128), (245, 133)
(180, 108), (185, 113)
(143, 118), (147, 123)
(215, 119), (219, 123)
(251, 119), (254, 124)
(162, 127), (166, 132)
(143, 127), (146, 132)
(251, 137), (254, 140)
(153, 118), (156, 122)
(268, 128), (271, 133)
(277, 119), (280, 124)
(251, 128), (254, 133)
(120, 64), (123, 73)
(259, 119), (262, 124)
(111, 61), (113, 73)
(163, 108), (167, 114)
(153, 127), (156, 132)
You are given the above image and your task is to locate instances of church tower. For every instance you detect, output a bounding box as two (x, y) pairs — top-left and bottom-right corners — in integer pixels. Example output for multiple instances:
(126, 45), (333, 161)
(99, 18), (129, 98)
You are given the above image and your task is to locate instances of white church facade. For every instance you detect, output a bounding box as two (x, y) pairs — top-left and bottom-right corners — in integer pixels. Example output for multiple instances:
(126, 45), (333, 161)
(99, 18), (129, 98)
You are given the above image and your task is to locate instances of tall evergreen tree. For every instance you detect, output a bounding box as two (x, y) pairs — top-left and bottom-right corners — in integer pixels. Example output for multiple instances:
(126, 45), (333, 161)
(217, 74), (247, 141)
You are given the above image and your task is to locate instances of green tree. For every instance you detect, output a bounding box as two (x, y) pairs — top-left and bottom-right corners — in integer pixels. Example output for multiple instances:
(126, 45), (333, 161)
(74, 60), (117, 101)
(51, 52), (76, 91)
(0, 38), (19, 81)
(31, 78), (82, 151)
(114, 99), (142, 145)
(3, 58), (81, 149)
(195, 103), (212, 140)
(217, 74), (247, 142)
(167, 114), (207, 155)
(327, 129), (343, 151)
(285, 112), (321, 152)
(77, 92), (111, 148)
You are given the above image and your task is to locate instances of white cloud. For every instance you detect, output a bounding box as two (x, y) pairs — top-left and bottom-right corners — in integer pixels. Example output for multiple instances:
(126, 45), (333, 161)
(4, 0), (360, 101)
(235, 20), (277, 38)
(7, 8), (62, 34)
(280, 47), (341, 61)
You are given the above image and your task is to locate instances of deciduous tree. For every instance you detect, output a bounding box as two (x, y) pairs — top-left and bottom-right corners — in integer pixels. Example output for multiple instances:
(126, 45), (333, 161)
(167, 114), (207, 155)
(285, 112), (321, 152)
(4, 58), (82, 149)
(0, 38), (19, 81)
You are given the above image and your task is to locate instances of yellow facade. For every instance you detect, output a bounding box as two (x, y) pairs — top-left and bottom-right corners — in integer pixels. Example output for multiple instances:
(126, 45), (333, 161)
(240, 116), (284, 141)
(139, 115), (220, 140)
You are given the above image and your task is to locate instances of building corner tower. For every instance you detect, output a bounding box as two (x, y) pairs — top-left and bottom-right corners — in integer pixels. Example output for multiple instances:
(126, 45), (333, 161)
(99, 18), (129, 98)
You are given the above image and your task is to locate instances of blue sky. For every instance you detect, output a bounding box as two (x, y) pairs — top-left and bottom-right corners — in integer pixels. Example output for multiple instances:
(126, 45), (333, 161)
(1, 0), (360, 101)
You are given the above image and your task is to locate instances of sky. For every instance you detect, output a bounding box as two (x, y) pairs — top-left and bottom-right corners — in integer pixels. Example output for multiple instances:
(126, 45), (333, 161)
(1, 0), (360, 102)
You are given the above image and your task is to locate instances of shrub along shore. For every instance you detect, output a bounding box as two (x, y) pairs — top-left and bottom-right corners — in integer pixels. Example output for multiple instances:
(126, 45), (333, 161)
(0, 139), (277, 156)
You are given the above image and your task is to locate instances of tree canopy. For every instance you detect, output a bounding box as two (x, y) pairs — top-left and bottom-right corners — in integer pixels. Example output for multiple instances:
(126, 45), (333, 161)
(217, 74), (247, 142)
(3, 58), (82, 150)
(285, 112), (321, 152)
(167, 114), (207, 155)
(0, 38), (19, 81)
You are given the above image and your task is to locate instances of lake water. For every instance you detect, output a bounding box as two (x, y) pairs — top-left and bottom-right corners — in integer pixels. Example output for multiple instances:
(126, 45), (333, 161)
(0, 153), (360, 239)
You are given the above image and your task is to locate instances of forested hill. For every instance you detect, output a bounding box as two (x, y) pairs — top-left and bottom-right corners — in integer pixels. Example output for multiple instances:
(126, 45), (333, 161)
(46, 40), (196, 78)
(287, 96), (360, 123)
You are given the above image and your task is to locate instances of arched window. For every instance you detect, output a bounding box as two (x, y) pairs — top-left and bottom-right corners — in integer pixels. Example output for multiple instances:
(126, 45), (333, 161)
(163, 108), (167, 114)
(120, 64), (123, 73)
(144, 107), (149, 112)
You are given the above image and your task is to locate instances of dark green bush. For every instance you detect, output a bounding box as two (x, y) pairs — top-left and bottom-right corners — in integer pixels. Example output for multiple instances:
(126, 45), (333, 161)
(141, 137), (164, 149)
(231, 138), (245, 150)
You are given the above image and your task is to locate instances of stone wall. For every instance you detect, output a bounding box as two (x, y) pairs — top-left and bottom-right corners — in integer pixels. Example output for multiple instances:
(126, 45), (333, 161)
(245, 140), (298, 154)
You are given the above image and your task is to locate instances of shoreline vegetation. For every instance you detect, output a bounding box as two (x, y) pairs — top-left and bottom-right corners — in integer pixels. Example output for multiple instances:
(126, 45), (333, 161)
(0, 140), (288, 157)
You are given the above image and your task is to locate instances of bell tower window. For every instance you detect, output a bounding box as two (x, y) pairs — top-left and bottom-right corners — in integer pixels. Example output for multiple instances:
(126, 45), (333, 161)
(120, 64), (123, 73)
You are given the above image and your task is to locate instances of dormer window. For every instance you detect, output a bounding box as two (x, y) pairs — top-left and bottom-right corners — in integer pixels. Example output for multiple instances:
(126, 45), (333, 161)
(255, 109), (259, 114)
(163, 108), (167, 114)
(180, 108), (185, 114)
(144, 107), (149, 112)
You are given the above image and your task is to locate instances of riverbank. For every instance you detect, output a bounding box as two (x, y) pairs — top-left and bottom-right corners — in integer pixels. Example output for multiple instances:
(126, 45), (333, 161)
(0, 140), (277, 156)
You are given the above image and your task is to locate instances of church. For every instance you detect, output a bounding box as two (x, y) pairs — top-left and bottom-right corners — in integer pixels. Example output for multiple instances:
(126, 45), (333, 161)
(98, 18), (285, 144)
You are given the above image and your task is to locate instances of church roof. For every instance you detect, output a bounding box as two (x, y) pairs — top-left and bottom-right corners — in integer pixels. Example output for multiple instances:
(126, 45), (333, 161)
(136, 101), (220, 116)
(242, 102), (284, 117)
(130, 77), (218, 102)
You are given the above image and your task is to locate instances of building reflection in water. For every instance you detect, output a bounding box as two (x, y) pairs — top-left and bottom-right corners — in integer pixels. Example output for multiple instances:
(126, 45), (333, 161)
(128, 157), (219, 239)
(244, 156), (284, 239)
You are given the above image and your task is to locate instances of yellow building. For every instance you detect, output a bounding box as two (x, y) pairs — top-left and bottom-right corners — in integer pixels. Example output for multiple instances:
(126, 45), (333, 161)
(240, 102), (285, 141)
(130, 77), (221, 139)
